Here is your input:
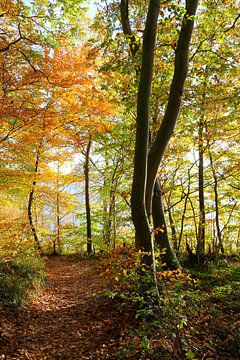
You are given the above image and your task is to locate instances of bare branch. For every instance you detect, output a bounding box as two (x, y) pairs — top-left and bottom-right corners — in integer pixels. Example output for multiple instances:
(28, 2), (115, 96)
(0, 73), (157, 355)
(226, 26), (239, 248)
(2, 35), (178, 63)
(224, 13), (240, 32)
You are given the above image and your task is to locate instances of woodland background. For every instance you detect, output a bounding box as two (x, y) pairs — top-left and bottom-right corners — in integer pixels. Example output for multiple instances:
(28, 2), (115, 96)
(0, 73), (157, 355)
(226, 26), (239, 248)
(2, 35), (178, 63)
(0, 1), (240, 359)
(0, 0), (239, 259)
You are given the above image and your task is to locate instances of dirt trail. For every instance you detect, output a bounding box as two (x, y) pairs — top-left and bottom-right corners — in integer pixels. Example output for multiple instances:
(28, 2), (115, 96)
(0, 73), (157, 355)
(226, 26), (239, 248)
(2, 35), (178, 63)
(0, 256), (122, 359)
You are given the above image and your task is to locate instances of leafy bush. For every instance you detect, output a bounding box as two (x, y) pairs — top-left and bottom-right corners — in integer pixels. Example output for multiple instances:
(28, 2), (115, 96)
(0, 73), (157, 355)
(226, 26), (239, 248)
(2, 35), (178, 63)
(0, 251), (45, 306)
(101, 247), (240, 359)
(100, 247), (197, 357)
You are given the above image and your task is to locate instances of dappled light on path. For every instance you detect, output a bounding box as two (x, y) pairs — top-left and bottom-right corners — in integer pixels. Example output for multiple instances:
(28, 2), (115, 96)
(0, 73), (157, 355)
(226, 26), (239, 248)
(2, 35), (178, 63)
(0, 256), (121, 359)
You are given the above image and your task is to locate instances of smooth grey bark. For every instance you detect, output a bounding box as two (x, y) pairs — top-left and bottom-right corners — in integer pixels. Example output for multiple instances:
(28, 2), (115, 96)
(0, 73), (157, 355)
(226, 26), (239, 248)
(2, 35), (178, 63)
(146, 0), (199, 217)
(131, 0), (160, 252)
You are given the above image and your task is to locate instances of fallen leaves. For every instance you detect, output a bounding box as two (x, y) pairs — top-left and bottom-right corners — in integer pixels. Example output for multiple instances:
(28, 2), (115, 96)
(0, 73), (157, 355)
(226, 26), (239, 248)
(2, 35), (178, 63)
(0, 256), (121, 359)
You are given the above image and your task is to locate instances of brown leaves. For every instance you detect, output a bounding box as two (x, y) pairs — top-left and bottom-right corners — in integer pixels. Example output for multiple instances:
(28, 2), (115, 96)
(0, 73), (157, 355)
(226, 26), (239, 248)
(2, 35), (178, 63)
(0, 256), (123, 359)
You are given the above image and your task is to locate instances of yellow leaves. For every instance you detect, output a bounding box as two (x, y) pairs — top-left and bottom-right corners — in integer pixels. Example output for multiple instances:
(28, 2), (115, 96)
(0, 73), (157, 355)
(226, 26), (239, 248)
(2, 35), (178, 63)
(157, 268), (193, 287)
(0, 0), (19, 16)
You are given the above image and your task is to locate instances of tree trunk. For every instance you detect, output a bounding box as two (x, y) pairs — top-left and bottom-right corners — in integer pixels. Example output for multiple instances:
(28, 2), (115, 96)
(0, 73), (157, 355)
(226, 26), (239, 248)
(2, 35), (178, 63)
(28, 146), (42, 252)
(152, 179), (181, 269)
(112, 193), (116, 249)
(56, 190), (60, 255)
(120, 0), (139, 56)
(197, 116), (205, 257)
(131, 0), (160, 253)
(187, 194), (198, 245)
(146, 0), (199, 218)
(178, 169), (191, 252)
(178, 195), (188, 252)
(54, 159), (61, 255)
(167, 205), (178, 251)
(84, 139), (92, 254)
(208, 148), (224, 255)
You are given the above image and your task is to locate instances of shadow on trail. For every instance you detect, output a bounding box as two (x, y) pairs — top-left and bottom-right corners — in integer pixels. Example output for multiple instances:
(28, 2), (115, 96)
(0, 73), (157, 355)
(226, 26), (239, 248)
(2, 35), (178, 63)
(0, 257), (124, 360)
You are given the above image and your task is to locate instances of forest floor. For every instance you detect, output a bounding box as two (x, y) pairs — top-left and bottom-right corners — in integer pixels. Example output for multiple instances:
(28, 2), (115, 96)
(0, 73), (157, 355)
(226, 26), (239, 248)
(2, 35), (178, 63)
(0, 255), (239, 360)
(0, 256), (125, 359)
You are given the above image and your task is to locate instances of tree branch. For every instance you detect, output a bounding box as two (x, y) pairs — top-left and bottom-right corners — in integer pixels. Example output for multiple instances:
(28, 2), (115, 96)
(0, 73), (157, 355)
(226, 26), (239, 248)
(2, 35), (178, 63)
(120, 0), (140, 56)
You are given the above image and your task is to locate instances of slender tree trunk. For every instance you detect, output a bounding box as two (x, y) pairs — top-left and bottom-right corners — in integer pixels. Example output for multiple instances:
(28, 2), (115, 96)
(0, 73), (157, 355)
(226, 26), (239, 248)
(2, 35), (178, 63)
(152, 179), (181, 269)
(208, 148), (224, 255)
(112, 193), (116, 249)
(53, 240), (56, 256)
(54, 159), (61, 255)
(197, 116), (205, 257)
(167, 205), (178, 251)
(28, 146), (42, 252)
(220, 201), (237, 252)
(84, 139), (92, 254)
(178, 195), (188, 252)
(56, 190), (60, 254)
(178, 169), (191, 252)
(214, 179), (223, 254)
(187, 194), (198, 245)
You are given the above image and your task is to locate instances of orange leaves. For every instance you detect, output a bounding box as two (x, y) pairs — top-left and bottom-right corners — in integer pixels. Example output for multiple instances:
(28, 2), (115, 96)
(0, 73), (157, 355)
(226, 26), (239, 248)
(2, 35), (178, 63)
(44, 46), (96, 88)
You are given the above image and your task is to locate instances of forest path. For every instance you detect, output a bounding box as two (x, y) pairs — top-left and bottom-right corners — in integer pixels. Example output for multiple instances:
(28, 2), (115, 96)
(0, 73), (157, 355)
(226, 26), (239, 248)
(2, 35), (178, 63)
(0, 256), (122, 359)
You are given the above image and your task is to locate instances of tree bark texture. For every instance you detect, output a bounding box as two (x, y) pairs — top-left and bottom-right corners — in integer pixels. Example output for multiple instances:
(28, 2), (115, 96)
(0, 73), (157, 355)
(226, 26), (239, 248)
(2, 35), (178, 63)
(146, 0), (199, 217)
(120, 0), (139, 56)
(131, 0), (160, 252)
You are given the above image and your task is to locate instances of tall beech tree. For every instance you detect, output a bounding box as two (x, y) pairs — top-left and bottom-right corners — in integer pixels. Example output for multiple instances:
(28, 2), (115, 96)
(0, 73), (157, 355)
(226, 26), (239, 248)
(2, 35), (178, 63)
(122, 0), (199, 265)
(130, 0), (160, 253)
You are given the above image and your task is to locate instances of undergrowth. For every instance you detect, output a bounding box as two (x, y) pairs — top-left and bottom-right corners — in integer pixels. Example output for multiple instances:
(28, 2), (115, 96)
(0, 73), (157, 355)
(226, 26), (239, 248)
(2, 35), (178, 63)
(100, 246), (240, 359)
(0, 250), (45, 307)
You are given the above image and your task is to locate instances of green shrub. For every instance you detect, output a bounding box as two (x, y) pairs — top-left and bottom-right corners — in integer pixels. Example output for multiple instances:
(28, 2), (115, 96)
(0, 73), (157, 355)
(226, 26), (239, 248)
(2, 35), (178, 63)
(0, 252), (45, 306)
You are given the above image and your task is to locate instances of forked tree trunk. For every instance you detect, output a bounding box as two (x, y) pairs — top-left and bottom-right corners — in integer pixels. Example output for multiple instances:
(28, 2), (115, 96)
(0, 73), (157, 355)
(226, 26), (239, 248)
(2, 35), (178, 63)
(122, 0), (199, 267)
(146, 0), (199, 218)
